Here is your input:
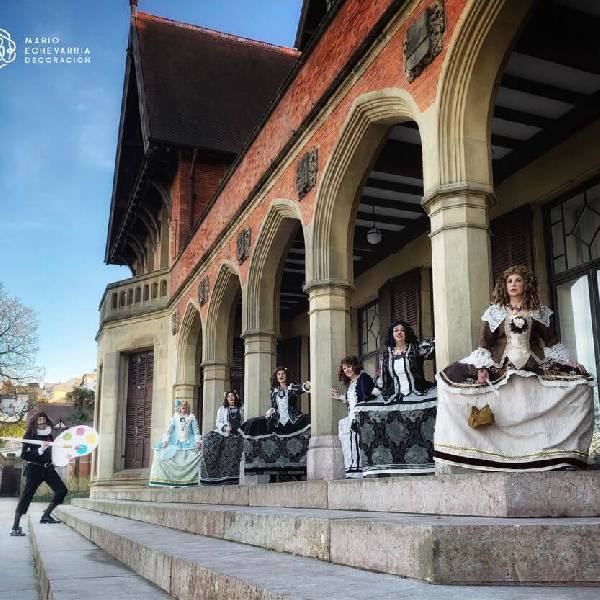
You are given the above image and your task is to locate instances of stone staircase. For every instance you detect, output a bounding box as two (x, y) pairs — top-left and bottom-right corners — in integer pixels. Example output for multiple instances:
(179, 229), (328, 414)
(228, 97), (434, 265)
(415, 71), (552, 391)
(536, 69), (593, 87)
(43, 472), (600, 598)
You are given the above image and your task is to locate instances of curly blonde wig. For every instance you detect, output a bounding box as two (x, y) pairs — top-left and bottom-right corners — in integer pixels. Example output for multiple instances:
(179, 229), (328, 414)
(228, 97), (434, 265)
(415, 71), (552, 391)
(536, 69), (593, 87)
(492, 265), (540, 309)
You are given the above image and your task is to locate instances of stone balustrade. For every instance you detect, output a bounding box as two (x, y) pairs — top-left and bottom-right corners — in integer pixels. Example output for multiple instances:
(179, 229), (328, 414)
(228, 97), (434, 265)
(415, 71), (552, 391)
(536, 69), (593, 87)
(99, 268), (169, 326)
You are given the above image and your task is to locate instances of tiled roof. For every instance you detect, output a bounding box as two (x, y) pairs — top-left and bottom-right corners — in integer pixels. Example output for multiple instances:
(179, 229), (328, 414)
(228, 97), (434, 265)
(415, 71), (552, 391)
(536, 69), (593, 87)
(133, 12), (299, 154)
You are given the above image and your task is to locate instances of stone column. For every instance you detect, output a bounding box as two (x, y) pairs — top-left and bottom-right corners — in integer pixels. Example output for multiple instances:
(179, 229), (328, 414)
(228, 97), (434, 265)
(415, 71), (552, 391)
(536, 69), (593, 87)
(422, 183), (493, 369)
(242, 330), (276, 419)
(304, 281), (350, 480)
(201, 360), (228, 434)
(95, 351), (119, 482)
(172, 383), (196, 410)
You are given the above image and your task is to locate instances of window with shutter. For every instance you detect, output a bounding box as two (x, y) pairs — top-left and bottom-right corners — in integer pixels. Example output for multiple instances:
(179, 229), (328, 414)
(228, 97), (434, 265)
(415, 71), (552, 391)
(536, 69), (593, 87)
(491, 205), (533, 284)
(390, 268), (421, 338)
(230, 337), (245, 399)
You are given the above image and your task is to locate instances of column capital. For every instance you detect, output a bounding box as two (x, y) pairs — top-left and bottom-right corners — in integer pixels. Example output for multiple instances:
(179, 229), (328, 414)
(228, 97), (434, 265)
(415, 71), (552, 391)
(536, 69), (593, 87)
(240, 329), (278, 341)
(200, 360), (229, 379)
(421, 182), (495, 216)
(303, 278), (354, 296)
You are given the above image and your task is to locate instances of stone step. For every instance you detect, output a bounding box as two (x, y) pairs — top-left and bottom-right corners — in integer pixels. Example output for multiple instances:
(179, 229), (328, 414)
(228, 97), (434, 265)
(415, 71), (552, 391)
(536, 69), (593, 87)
(71, 497), (600, 585)
(27, 508), (173, 600)
(90, 471), (600, 517)
(54, 504), (600, 598)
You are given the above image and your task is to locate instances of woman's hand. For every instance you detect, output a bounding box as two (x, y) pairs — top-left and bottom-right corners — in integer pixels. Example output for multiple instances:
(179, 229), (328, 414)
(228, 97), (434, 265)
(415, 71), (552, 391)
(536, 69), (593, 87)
(224, 425), (232, 433)
(568, 360), (586, 374)
(477, 369), (489, 384)
(265, 408), (275, 418)
(303, 381), (311, 390)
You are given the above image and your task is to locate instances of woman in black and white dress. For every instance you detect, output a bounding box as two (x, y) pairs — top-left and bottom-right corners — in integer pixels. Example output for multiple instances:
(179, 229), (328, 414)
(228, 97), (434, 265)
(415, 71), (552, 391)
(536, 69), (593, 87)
(377, 320), (436, 404)
(200, 390), (244, 485)
(243, 367), (311, 435)
(332, 356), (379, 474)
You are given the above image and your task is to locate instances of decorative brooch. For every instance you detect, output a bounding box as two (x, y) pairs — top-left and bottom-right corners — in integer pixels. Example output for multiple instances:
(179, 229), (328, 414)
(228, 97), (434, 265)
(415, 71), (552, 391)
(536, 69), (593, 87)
(509, 316), (528, 334)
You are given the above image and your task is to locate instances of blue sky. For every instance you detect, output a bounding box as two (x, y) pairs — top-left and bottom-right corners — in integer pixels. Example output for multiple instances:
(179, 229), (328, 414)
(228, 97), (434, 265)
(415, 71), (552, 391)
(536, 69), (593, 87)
(0, 0), (302, 383)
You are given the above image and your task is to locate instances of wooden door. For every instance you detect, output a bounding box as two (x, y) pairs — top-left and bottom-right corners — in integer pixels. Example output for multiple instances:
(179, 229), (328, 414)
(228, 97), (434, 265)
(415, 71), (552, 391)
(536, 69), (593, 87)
(124, 351), (153, 469)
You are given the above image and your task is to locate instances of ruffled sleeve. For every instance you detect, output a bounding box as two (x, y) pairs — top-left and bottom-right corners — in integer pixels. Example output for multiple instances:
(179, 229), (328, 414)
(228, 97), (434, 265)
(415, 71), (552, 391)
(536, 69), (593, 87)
(161, 417), (175, 445)
(481, 304), (506, 333)
(417, 339), (435, 359)
(459, 347), (495, 369)
(191, 415), (201, 444)
(215, 406), (228, 432)
(544, 343), (570, 364)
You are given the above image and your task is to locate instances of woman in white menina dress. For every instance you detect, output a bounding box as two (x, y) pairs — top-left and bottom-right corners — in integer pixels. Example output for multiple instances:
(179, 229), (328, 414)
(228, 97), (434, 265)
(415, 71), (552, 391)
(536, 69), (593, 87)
(435, 265), (594, 471)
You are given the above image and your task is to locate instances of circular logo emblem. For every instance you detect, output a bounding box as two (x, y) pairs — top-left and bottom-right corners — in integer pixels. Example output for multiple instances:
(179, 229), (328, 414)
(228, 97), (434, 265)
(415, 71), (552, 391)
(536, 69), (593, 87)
(0, 29), (17, 70)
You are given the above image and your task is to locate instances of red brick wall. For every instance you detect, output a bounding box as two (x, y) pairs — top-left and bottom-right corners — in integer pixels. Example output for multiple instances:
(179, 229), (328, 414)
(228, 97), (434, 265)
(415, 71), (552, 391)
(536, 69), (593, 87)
(170, 0), (469, 304)
(191, 157), (232, 226)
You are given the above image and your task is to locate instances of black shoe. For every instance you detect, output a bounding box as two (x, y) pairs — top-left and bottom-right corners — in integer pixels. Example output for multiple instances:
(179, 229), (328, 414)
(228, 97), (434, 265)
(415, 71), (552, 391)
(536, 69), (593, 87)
(10, 527), (25, 536)
(40, 515), (60, 524)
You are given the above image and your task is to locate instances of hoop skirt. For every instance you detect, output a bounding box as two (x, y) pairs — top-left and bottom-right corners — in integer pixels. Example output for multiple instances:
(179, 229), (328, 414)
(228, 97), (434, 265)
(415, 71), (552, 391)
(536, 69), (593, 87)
(434, 305), (595, 471)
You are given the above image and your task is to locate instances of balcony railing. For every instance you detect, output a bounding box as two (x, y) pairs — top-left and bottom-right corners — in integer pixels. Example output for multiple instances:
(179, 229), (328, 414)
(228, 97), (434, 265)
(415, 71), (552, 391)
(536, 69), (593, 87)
(99, 268), (169, 326)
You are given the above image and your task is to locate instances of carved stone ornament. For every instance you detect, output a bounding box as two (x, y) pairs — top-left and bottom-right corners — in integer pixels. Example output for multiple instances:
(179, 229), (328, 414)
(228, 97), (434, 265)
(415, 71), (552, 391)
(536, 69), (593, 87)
(198, 276), (209, 306)
(296, 148), (318, 200)
(404, 0), (445, 83)
(236, 228), (251, 264)
(171, 311), (179, 336)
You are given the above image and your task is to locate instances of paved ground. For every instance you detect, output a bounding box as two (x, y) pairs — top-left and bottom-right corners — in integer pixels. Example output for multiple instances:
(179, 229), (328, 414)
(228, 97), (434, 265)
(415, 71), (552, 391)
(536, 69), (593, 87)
(0, 498), (39, 600)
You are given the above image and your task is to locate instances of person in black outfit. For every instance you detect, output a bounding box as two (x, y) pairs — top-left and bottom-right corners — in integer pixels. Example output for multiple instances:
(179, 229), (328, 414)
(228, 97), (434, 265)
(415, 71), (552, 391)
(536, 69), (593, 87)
(10, 412), (68, 536)
(243, 367), (311, 435)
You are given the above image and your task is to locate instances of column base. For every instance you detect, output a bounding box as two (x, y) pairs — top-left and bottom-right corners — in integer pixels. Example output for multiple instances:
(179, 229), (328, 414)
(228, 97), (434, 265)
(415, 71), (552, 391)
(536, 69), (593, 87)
(306, 435), (345, 481)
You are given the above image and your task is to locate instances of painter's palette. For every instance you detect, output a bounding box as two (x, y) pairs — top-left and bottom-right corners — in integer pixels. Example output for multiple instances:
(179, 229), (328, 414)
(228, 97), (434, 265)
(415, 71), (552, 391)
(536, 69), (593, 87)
(52, 425), (99, 467)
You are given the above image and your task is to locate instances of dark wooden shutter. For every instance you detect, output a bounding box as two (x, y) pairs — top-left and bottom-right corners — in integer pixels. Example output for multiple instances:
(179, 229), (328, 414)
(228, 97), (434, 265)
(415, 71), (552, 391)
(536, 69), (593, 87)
(230, 337), (245, 399)
(125, 350), (153, 469)
(377, 280), (393, 351)
(390, 268), (421, 337)
(491, 205), (534, 284)
(277, 337), (302, 384)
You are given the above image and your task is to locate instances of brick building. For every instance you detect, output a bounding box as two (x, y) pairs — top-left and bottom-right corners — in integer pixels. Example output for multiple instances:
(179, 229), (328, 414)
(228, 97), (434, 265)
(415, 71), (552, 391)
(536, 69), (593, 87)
(94, 0), (600, 487)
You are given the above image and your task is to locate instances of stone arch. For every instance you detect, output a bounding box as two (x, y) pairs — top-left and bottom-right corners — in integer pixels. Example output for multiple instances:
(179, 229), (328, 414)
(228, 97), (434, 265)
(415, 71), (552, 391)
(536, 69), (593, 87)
(204, 261), (243, 363)
(311, 88), (423, 284)
(176, 300), (203, 385)
(435, 0), (534, 191)
(245, 199), (305, 334)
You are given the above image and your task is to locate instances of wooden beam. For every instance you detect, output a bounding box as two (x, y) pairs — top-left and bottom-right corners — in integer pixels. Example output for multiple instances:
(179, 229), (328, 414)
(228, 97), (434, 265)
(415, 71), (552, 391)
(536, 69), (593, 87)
(491, 134), (521, 150)
(493, 106), (551, 129)
(360, 194), (424, 214)
(500, 75), (584, 106)
(365, 177), (422, 196)
(515, 3), (600, 76)
(373, 140), (423, 180)
(495, 89), (600, 184)
(356, 210), (419, 227)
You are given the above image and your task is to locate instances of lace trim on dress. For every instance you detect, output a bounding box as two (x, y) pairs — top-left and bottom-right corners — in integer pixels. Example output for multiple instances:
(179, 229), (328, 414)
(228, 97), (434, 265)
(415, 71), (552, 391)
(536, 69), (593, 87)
(459, 347), (494, 369)
(531, 305), (553, 327)
(481, 305), (506, 333)
(544, 343), (570, 364)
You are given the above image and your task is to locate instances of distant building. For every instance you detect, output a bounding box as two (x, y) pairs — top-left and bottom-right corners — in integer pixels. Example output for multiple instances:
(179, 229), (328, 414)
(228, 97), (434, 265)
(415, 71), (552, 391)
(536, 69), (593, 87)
(80, 371), (97, 392)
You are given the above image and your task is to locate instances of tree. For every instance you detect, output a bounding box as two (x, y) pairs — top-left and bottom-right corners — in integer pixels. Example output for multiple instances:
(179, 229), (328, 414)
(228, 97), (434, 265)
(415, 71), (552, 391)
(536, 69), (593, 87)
(66, 386), (95, 424)
(0, 284), (42, 384)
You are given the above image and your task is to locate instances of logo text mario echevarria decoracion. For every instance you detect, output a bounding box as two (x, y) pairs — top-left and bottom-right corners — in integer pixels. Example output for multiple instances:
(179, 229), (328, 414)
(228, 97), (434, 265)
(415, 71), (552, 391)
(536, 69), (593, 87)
(23, 35), (92, 65)
(0, 29), (17, 69)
